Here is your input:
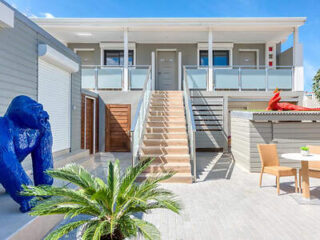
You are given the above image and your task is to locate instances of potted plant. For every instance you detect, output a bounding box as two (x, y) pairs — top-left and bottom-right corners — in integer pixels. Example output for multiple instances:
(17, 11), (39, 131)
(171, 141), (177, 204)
(300, 146), (310, 156)
(21, 159), (181, 240)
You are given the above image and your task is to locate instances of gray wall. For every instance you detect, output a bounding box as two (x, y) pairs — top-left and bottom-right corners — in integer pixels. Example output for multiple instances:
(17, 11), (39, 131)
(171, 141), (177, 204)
(233, 43), (266, 66)
(0, 2), (82, 152)
(231, 116), (320, 172)
(67, 42), (268, 68)
(136, 43), (198, 66)
(277, 47), (293, 66)
(97, 91), (142, 152)
(68, 43), (101, 65)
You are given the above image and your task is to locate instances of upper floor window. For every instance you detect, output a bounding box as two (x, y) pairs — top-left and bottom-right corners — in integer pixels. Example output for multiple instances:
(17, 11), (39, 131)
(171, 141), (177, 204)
(104, 50), (134, 66)
(199, 50), (229, 66)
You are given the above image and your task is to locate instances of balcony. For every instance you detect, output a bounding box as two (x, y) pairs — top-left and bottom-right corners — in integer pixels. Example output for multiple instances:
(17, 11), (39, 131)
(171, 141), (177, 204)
(82, 65), (151, 91)
(184, 65), (294, 91)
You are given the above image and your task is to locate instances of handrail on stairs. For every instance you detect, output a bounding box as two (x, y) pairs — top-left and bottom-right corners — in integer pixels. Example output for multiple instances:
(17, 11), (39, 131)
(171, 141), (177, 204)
(130, 66), (152, 166)
(183, 66), (197, 182)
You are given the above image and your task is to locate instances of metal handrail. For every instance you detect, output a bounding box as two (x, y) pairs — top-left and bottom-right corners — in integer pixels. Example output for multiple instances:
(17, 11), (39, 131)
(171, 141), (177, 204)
(131, 66), (151, 131)
(183, 66), (197, 182)
(130, 66), (152, 166)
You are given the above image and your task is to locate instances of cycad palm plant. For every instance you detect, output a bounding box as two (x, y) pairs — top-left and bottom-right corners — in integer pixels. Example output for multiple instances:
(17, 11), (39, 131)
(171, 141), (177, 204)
(21, 159), (182, 240)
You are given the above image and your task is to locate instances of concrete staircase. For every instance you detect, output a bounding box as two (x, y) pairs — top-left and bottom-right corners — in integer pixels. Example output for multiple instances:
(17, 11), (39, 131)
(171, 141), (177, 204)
(138, 91), (193, 183)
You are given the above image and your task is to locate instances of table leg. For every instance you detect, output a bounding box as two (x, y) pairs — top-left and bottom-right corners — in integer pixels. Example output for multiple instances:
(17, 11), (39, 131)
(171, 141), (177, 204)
(301, 160), (310, 199)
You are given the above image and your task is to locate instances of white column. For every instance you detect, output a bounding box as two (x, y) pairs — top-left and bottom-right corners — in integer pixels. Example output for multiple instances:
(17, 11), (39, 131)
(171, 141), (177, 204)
(293, 27), (304, 91)
(208, 30), (213, 91)
(123, 28), (129, 91)
(178, 52), (182, 90)
(151, 51), (156, 90)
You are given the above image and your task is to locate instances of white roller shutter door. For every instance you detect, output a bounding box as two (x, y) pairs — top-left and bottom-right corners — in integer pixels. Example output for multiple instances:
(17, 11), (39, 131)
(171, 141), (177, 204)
(38, 59), (71, 152)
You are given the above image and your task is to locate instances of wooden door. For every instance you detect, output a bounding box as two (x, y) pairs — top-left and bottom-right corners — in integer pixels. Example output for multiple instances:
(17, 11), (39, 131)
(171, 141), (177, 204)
(105, 104), (131, 152)
(81, 95), (98, 154)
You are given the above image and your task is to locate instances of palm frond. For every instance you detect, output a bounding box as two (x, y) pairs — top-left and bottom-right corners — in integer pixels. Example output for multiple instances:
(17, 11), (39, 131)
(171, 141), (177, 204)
(21, 185), (101, 215)
(81, 220), (101, 240)
(107, 160), (121, 213)
(44, 220), (89, 240)
(132, 218), (160, 240)
(23, 159), (182, 240)
(118, 158), (154, 198)
(46, 164), (96, 190)
(92, 221), (109, 240)
(118, 215), (138, 238)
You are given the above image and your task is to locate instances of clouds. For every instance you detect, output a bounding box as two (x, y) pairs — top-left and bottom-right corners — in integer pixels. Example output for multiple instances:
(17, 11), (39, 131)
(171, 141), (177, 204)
(42, 12), (55, 18)
(8, 1), (55, 18)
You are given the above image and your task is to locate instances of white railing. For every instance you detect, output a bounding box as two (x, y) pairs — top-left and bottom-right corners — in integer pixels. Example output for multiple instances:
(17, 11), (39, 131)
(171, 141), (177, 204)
(81, 65), (150, 91)
(183, 67), (197, 182)
(184, 65), (294, 91)
(130, 66), (152, 166)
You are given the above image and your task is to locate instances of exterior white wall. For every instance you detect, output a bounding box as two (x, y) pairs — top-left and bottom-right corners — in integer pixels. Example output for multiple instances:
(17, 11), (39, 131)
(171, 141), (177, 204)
(303, 94), (320, 108)
(0, 2), (14, 28)
(293, 43), (304, 91)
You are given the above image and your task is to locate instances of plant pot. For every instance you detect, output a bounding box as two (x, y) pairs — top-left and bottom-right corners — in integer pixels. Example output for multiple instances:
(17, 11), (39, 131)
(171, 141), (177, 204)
(301, 150), (309, 156)
(76, 223), (132, 240)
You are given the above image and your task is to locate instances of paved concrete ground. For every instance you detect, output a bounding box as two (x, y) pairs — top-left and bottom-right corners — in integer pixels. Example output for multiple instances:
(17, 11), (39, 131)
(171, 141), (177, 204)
(57, 152), (320, 240)
(142, 152), (320, 240)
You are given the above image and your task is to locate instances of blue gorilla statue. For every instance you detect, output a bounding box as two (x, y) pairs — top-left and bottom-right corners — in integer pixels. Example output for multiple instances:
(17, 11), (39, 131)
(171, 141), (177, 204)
(0, 96), (53, 212)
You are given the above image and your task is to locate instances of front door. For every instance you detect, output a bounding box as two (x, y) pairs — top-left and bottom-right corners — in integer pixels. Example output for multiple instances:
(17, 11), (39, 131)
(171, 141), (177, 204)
(81, 96), (95, 154)
(238, 51), (257, 69)
(157, 51), (177, 90)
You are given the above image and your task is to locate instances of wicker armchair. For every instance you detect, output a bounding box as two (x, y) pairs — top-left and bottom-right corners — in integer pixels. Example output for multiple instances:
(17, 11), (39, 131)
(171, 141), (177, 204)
(257, 144), (298, 195)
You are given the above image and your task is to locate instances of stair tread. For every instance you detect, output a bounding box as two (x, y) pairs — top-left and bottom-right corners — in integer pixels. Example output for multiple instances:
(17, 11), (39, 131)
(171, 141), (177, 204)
(147, 162), (190, 166)
(139, 172), (192, 177)
(146, 126), (186, 128)
(141, 153), (190, 157)
(144, 138), (188, 141)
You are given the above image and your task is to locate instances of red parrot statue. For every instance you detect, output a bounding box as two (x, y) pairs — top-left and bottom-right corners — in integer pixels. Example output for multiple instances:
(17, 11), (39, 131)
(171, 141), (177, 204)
(266, 89), (320, 111)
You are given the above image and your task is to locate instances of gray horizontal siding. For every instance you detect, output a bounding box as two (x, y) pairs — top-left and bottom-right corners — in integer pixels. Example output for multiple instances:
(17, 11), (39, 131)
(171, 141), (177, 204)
(0, 6), (81, 152)
(0, 17), (38, 115)
(231, 116), (320, 172)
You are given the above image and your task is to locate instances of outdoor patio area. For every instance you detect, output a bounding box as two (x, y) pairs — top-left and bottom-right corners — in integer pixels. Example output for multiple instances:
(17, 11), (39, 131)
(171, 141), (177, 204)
(56, 152), (320, 240)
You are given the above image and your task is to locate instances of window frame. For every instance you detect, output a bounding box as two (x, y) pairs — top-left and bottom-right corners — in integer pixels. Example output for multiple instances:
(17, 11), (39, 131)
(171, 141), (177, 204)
(104, 50), (134, 66)
(199, 50), (230, 66)
(197, 43), (233, 68)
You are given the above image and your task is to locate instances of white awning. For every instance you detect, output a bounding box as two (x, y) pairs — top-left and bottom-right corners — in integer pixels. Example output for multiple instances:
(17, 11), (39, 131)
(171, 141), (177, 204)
(32, 17), (306, 44)
(38, 44), (79, 73)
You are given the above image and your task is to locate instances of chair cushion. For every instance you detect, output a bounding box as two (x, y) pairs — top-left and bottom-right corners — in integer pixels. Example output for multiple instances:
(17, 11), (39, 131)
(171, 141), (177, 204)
(264, 166), (296, 176)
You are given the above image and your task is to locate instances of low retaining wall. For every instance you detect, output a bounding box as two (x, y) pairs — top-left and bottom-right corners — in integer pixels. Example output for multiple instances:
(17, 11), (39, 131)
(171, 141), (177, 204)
(231, 111), (320, 172)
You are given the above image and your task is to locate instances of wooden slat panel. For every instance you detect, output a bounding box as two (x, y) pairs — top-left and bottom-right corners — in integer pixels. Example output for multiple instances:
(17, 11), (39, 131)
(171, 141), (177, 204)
(106, 104), (131, 152)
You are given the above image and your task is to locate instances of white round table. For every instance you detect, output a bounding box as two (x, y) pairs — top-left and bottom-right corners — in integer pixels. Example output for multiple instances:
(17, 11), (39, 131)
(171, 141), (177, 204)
(281, 153), (320, 199)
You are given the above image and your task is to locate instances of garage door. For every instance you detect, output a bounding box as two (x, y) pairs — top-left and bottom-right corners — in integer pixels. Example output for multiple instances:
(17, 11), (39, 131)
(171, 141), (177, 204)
(38, 59), (71, 152)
